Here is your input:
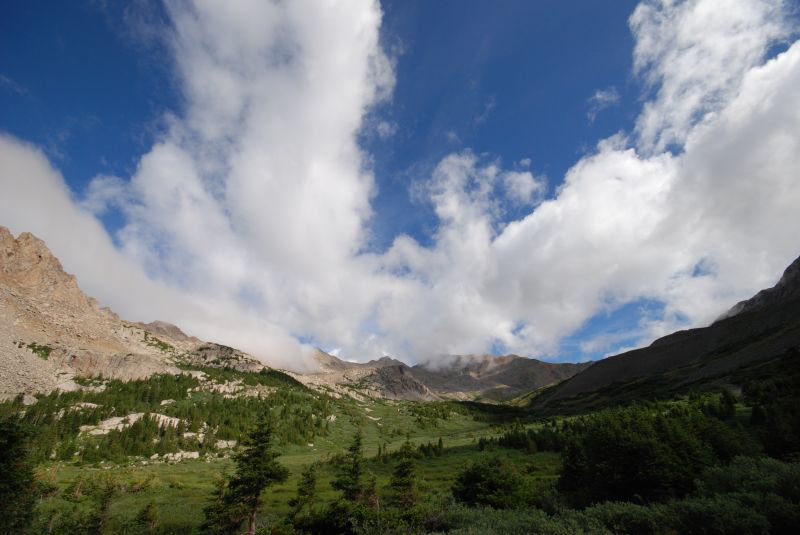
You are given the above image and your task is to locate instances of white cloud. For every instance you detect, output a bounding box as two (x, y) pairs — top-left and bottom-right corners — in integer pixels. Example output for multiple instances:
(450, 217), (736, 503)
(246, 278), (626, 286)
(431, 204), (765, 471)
(373, 0), (800, 359)
(503, 170), (545, 205)
(1, 0), (799, 367)
(587, 87), (620, 122)
(630, 0), (792, 153)
(446, 130), (461, 144)
(0, 74), (28, 95)
(376, 120), (397, 138)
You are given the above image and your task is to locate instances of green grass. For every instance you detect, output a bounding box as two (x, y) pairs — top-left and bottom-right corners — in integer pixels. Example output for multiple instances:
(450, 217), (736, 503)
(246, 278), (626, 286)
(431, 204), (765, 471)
(143, 332), (174, 353)
(12, 363), (572, 531)
(38, 436), (561, 532)
(27, 342), (52, 359)
(30, 391), (559, 531)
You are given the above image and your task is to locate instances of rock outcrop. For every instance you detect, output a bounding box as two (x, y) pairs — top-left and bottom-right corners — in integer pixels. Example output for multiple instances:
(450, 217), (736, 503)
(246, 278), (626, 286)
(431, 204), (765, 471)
(290, 348), (591, 401)
(0, 225), (594, 403)
(0, 226), (265, 399)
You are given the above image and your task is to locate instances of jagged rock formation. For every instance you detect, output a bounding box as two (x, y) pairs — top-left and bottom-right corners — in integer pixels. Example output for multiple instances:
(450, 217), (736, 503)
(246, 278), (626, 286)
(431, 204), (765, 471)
(291, 349), (591, 401)
(534, 253), (800, 413)
(0, 225), (596, 402)
(286, 350), (428, 400)
(0, 226), (265, 400)
(410, 354), (591, 400)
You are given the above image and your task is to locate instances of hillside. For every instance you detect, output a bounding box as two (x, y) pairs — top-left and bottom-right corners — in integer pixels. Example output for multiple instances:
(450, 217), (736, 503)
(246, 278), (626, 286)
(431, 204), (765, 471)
(1, 226), (589, 403)
(292, 350), (590, 402)
(532, 254), (800, 413)
(3, 225), (800, 534)
(0, 226), (269, 401)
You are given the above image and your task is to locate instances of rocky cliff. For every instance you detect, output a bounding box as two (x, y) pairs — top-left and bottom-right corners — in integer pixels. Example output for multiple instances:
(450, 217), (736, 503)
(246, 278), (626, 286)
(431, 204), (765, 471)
(0, 226), (263, 400)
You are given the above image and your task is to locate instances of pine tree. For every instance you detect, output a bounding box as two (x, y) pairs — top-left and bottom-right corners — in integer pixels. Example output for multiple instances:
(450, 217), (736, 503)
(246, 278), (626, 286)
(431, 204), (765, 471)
(288, 463), (317, 520)
(228, 414), (289, 535)
(84, 477), (117, 534)
(364, 472), (380, 510)
(135, 501), (158, 532)
(200, 476), (243, 535)
(332, 428), (365, 503)
(386, 439), (418, 509)
(202, 415), (289, 535)
(437, 437), (444, 456)
(0, 416), (36, 534)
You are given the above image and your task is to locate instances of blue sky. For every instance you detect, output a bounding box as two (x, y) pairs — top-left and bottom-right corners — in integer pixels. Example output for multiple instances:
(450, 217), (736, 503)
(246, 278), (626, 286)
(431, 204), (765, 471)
(1, 1), (799, 368)
(2, 0), (639, 245)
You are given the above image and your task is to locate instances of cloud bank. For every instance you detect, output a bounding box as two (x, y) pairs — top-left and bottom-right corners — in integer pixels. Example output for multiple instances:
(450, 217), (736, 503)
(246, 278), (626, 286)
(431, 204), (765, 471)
(1, 0), (799, 367)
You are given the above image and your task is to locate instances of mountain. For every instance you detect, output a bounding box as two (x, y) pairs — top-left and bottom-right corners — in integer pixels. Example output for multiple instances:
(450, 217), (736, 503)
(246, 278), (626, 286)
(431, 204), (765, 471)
(291, 350), (591, 401)
(533, 254), (800, 413)
(409, 355), (591, 400)
(0, 226), (266, 401)
(0, 226), (592, 402)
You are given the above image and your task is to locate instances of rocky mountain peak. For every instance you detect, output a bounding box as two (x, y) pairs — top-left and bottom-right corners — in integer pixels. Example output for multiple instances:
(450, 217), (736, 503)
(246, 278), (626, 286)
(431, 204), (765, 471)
(719, 254), (800, 320)
(0, 226), (86, 304)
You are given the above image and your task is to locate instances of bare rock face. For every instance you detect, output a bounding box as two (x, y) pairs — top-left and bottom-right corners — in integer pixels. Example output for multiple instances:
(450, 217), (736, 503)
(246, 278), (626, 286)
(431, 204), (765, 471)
(0, 226), (270, 399)
(136, 320), (201, 344)
(289, 348), (589, 401)
(0, 225), (592, 403)
(0, 226), (188, 398)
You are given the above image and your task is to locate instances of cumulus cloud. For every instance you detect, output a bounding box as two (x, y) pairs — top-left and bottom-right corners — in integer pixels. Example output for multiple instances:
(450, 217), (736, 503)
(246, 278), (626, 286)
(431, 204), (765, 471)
(375, 0), (800, 359)
(1, 0), (799, 367)
(630, 0), (792, 153)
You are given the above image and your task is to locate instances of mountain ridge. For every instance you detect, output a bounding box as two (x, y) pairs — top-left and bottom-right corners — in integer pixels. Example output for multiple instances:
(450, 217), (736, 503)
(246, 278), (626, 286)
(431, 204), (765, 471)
(1, 226), (589, 402)
(533, 252), (800, 412)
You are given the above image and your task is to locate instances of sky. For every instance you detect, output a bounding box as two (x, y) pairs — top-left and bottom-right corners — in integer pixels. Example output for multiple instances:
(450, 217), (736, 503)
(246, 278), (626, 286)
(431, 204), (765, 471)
(1, 0), (799, 370)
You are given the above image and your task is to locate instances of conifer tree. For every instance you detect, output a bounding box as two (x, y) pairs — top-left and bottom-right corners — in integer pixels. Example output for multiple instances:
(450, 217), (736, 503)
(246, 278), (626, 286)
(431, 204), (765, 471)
(200, 476), (243, 535)
(202, 415), (288, 535)
(386, 439), (418, 509)
(332, 429), (364, 502)
(288, 463), (317, 520)
(135, 501), (158, 532)
(228, 414), (289, 535)
(364, 472), (380, 510)
(0, 415), (36, 534)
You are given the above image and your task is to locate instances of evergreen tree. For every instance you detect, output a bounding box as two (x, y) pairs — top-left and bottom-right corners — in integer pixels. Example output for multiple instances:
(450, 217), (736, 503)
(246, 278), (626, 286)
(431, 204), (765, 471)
(332, 429), (364, 502)
(134, 501), (158, 532)
(452, 456), (525, 509)
(228, 414), (289, 535)
(84, 477), (117, 534)
(288, 463), (317, 520)
(364, 472), (380, 510)
(200, 476), (243, 535)
(386, 439), (418, 509)
(0, 415), (36, 534)
(202, 415), (289, 535)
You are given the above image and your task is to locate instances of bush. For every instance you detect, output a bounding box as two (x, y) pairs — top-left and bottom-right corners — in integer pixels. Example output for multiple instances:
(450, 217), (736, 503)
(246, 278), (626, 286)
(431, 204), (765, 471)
(451, 456), (527, 509)
(558, 406), (717, 505)
(583, 501), (668, 535)
(665, 495), (769, 535)
(425, 502), (610, 535)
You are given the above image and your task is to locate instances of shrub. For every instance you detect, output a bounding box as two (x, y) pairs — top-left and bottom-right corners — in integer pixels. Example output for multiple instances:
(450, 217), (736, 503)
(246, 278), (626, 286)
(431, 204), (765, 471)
(451, 456), (527, 509)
